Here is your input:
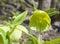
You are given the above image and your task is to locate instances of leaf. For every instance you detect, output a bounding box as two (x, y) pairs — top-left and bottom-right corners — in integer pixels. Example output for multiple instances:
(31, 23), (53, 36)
(10, 25), (28, 41)
(45, 8), (60, 17)
(16, 25), (28, 34)
(10, 30), (22, 41)
(0, 25), (10, 32)
(45, 8), (56, 13)
(44, 38), (60, 44)
(29, 10), (51, 32)
(0, 28), (8, 44)
(48, 11), (60, 17)
(0, 35), (4, 44)
(12, 10), (28, 26)
(10, 28), (22, 41)
(16, 25), (38, 44)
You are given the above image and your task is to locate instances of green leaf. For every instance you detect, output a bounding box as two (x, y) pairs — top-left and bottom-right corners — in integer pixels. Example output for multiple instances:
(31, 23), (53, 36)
(10, 28), (22, 41)
(0, 35), (4, 44)
(29, 10), (51, 32)
(0, 25), (10, 33)
(44, 38), (60, 44)
(16, 25), (38, 44)
(45, 8), (60, 17)
(0, 28), (8, 44)
(45, 8), (56, 13)
(16, 25), (28, 34)
(48, 11), (60, 17)
(12, 10), (28, 26)
(10, 25), (28, 41)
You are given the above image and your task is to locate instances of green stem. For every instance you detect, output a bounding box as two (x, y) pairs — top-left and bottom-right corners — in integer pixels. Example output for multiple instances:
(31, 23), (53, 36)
(9, 25), (16, 35)
(38, 34), (43, 44)
(38, 29), (43, 44)
(7, 32), (11, 44)
(18, 26), (38, 44)
(28, 33), (38, 44)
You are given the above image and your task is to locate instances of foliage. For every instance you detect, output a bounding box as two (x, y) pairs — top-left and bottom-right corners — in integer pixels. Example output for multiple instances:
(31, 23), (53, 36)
(45, 8), (60, 17)
(44, 38), (60, 44)
(0, 8), (60, 44)
(0, 28), (8, 44)
(29, 9), (51, 32)
(0, 10), (28, 44)
(12, 10), (28, 25)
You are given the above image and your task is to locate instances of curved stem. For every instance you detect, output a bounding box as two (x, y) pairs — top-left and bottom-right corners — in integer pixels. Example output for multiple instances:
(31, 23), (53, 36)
(27, 33), (38, 44)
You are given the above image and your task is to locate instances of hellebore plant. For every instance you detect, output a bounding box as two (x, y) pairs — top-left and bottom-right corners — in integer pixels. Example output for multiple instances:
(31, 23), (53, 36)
(0, 8), (60, 44)
(29, 8), (60, 44)
(29, 9), (51, 44)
